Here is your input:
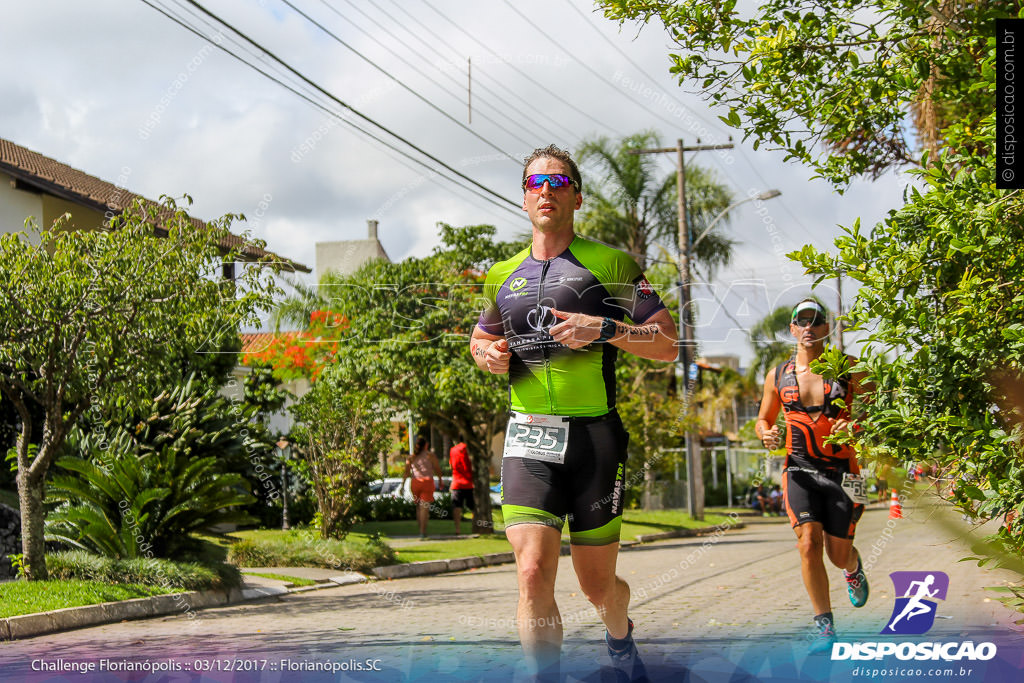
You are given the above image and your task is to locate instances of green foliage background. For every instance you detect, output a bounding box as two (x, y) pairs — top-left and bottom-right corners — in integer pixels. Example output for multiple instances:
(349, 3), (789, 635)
(598, 1), (1024, 580)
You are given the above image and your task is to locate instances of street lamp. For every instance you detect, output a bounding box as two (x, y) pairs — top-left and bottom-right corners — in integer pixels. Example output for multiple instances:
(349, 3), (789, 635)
(691, 190), (782, 252)
(678, 188), (781, 520)
(276, 438), (291, 531)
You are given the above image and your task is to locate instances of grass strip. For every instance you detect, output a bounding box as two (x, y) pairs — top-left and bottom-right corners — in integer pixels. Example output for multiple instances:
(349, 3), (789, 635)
(227, 531), (396, 572)
(240, 571), (318, 587)
(0, 580), (179, 619)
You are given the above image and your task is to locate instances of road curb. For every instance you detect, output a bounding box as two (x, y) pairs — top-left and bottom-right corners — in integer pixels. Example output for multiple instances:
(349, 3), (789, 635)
(0, 584), (292, 642)
(628, 520), (747, 545)
(371, 521), (745, 579)
(0, 521), (745, 640)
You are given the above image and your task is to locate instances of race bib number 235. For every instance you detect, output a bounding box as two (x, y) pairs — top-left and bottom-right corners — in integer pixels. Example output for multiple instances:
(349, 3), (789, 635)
(504, 413), (569, 464)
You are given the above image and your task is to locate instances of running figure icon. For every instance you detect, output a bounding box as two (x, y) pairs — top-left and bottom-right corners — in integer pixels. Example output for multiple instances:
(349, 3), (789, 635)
(887, 574), (939, 631)
(882, 571), (949, 635)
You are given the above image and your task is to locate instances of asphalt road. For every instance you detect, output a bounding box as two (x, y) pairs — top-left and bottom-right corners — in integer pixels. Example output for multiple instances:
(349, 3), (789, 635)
(0, 501), (1021, 682)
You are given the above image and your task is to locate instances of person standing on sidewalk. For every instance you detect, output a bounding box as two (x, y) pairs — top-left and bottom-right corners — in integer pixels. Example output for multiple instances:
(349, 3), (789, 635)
(470, 144), (677, 681)
(755, 298), (870, 653)
(449, 442), (475, 536)
(401, 436), (442, 540)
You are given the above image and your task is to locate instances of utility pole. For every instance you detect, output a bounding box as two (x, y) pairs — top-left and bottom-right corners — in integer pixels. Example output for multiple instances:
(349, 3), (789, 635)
(836, 273), (845, 353)
(467, 57), (472, 124)
(630, 138), (732, 521)
(277, 439), (291, 531)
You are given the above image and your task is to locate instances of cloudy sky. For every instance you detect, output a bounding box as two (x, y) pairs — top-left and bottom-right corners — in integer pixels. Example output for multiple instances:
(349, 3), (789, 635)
(1, 0), (911, 365)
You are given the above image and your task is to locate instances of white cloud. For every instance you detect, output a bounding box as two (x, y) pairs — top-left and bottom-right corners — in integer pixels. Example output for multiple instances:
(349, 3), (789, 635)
(1, 0), (911, 363)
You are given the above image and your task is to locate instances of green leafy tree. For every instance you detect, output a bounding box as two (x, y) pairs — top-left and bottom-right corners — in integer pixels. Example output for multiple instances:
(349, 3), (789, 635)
(598, 0), (997, 186)
(746, 306), (795, 384)
(577, 130), (736, 272)
(616, 356), (689, 509)
(291, 366), (392, 540)
(0, 197), (278, 579)
(597, 1), (1024, 582)
(275, 224), (524, 534)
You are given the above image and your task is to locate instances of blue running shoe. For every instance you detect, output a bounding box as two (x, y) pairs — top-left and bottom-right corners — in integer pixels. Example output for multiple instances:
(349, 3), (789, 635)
(808, 618), (838, 655)
(845, 556), (869, 608)
(606, 618), (649, 682)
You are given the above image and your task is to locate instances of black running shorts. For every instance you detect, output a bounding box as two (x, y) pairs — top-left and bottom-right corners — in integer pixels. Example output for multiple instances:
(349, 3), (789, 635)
(783, 468), (864, 539)
(451, 488), (475, 510)
(500, 411), (629, 546)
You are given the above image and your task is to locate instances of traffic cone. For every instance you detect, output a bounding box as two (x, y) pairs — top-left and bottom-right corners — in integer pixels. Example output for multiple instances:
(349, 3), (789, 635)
(888, 490), (902, 519)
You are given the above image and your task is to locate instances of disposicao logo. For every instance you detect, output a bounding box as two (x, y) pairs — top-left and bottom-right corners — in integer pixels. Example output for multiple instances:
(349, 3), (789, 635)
(831, 571), (997, 662)
(883, 571), (949, 635)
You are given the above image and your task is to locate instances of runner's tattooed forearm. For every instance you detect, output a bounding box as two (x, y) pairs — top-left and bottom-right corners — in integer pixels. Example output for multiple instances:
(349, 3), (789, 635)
(614, 322), (660, 339)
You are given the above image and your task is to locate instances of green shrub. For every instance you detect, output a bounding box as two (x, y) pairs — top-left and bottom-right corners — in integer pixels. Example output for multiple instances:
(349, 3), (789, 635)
(46, 380), (257, 559)
(431, 493), (452, 519)
(364, 496), (416, 521)
(358, 493), (454, 522)
(45, 550), (241, 590)
(227, 532), (396, 573)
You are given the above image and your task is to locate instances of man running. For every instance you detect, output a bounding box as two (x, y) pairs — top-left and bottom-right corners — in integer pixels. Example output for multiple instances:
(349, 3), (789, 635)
(756, 298), (870, 653)
(470, 144), (677, 681)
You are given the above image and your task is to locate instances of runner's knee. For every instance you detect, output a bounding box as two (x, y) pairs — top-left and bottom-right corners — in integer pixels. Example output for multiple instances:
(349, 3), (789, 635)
(825, 541), (853, 567)
(516, 558), (558, 598)
(577, 572), (619, 606)
(796, 529), (824, 556)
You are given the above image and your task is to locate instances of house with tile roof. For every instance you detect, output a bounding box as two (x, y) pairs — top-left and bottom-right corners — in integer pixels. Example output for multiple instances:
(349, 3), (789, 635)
(0, 137), (310, 275)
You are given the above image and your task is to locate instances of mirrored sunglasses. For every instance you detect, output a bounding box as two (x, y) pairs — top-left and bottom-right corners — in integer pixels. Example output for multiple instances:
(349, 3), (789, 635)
(523, 173), (579, 193)
(793, 316), (826, 327)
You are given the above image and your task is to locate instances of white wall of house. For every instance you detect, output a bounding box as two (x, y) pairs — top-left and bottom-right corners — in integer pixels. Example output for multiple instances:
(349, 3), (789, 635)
(0, 171), (43, 238)
(41, 194), (105, 232)
(0, 172), (108, 239)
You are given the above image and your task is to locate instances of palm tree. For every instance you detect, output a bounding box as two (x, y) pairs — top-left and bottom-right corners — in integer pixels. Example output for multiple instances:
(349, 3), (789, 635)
(576, 130), (736, 275)
(747, 305), (794, 384)
(747, 294), (832, 383)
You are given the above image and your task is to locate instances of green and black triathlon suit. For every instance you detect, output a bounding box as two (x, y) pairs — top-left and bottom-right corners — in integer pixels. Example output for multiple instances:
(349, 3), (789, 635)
(477, 235), (666, 545)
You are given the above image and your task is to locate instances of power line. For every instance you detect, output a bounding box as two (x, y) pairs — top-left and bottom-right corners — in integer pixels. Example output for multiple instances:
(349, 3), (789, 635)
(318, 0), (539, 149)
(366, 0), (575, 145)
(142, 0), (523, 216)
(339, 0), (466, 90)
(173, 0), (521, 209)
(419, 0), (617, 137)
(277, 0), (522, 164)
(499, 0), (709, 136)
(563, 0), (730, 139)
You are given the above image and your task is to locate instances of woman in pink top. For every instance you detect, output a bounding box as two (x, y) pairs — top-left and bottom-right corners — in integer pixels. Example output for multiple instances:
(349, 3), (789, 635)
(401, 437), (442, 539)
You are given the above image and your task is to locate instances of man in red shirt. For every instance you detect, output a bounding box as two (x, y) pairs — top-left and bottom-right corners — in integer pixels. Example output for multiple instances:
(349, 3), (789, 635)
(449, 442), (475, 536)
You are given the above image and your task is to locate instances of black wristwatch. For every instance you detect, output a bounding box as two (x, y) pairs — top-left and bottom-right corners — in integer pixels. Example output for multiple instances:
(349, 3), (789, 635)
(596, 317), (617, 342)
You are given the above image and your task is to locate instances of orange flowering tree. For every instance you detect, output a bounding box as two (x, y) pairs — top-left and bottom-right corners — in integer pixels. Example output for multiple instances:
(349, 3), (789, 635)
(242, 310), (349, 382)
